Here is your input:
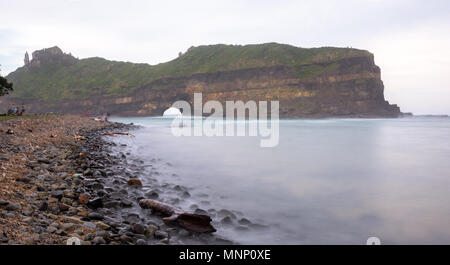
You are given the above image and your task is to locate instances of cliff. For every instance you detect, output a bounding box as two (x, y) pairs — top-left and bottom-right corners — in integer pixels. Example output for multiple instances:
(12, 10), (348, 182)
(2, 43), (402, 117)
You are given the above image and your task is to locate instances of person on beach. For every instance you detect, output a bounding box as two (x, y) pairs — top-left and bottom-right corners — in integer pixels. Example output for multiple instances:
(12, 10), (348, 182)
(20, 104), (25, 116)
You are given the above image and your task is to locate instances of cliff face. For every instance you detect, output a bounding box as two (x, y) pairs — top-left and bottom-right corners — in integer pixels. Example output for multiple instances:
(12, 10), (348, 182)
(2, 44), (401, 117)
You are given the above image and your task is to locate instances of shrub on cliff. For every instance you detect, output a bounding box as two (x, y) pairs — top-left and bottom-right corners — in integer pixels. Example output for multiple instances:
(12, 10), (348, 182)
(0, 74), (13, 96)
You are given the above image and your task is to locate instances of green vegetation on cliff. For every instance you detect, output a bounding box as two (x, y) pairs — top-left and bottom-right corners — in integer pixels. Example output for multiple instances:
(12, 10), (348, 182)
(7, 43), (369, 101)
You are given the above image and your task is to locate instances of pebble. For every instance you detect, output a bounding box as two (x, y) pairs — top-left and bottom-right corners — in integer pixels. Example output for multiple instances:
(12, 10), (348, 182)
(218, 209), (237, 219)
(144, 191), (159, 199)
(132, 223), (145, 234)
(88, 212), (104, 220)
(127, 178), (143, 187)
(154, 230), (169, 239)
(46, 226), (58, 233)
(96, 221), (110, 230)
(238, 218), (252, 225)
(84, 234), (95, 241)
(38, 202), (48, 211)
(63, 216), (84, 224)
(50, 190), (64, 200)
(126, 213), (140, 224)
(145, 224), (158, 238)
(6, 202), (21, 211)
(87, 198), (103, 209)
(93, 236), (106, 245)
(77, 194), (89, 205)
(62, 223), (74, 231)
(220, 216), (233, 225)
(96, 231), (110, 239)
(136, 239), (147, 245)
(82, 222), (97, 230)
(119, 235), (133, 243)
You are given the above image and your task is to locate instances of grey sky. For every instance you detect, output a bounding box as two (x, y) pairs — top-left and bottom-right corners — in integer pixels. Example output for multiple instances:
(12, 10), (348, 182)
(1, 0), (449, 114)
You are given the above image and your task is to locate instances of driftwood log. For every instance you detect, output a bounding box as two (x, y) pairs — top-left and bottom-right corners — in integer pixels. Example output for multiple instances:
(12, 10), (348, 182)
(102, 132), (135, 137)
(139, 199), (216, 233)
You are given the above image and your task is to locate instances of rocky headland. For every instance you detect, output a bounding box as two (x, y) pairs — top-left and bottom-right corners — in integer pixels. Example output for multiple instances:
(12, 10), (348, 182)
(2, 43), (403, 118)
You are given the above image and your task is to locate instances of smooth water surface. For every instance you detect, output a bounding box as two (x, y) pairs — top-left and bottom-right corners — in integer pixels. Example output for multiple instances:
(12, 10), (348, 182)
(110, 117), (450, 244)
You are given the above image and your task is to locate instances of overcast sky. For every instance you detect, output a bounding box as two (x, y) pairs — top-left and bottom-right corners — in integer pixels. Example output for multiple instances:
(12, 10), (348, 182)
(1, 0), (449, 114)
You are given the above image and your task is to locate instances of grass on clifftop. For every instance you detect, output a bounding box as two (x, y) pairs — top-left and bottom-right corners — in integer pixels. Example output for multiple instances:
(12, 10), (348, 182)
(7, 43), (369, 101)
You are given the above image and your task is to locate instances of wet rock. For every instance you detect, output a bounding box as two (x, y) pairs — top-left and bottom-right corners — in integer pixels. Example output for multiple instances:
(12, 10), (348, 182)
(127, 178), (142, 187)
(77, 193), (89, 205)
(119, 235), (133, 243)
(194, 208), (208, 215)
(132, 223), (145, 234)
(220, 216), (233, 225)
(103, 200), (119, 208)
(96, 231), (110, 239)
(90, 183), (104, 190)
(87, 197), (103, 209)
(126, 213), (140, 224)
(218, 209), (237, 219)
(120, 199), (133, 207)
(88, 212), (104, 220)
(238, 218), (252, 225)
(145, 225), (158, 238)
(110, 192), (124, 200)
(154, 230), (169, 239)
(136, 239), (147, 245)
(97, 190), (107, 197)
(93, 236), (106, 245)
(144, 190), (159, 199)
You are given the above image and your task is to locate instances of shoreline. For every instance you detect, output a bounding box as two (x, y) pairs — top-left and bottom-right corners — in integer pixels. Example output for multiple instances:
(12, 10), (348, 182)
(0, 114), (224, 245)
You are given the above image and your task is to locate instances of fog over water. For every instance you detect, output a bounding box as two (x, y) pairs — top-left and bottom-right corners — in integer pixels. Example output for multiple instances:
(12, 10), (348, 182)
(110, 117), (450, 244)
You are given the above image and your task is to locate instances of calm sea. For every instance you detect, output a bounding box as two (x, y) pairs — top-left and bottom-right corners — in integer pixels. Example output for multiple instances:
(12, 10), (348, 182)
(109, 117), (450, 244)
